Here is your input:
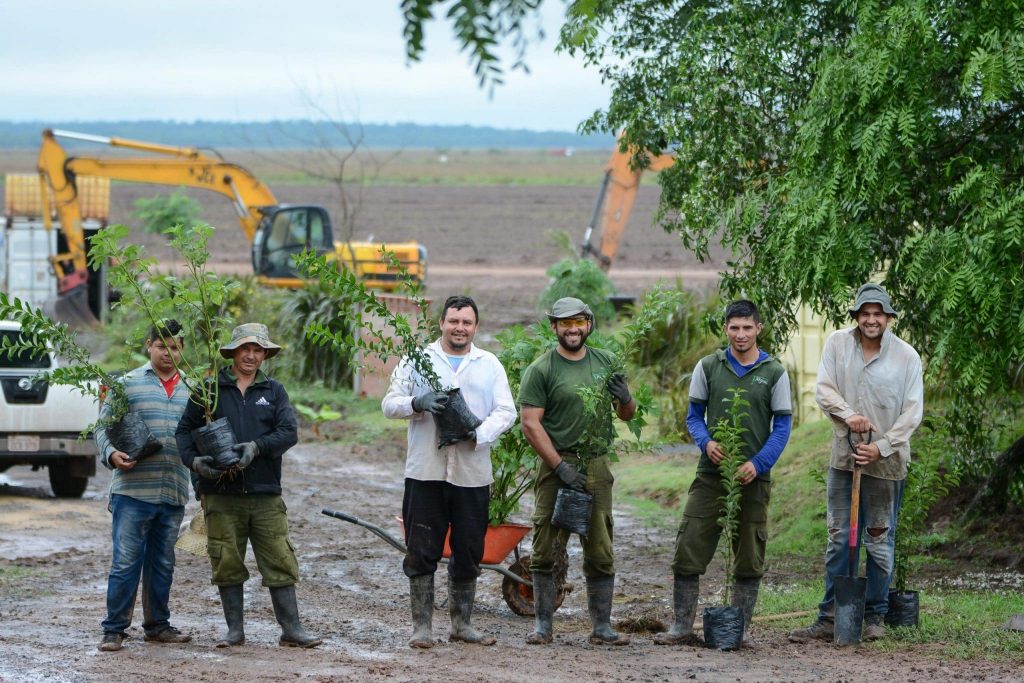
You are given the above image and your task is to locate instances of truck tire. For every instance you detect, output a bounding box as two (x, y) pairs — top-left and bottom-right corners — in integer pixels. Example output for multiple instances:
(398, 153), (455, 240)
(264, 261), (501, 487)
(48, 461), (89, 498)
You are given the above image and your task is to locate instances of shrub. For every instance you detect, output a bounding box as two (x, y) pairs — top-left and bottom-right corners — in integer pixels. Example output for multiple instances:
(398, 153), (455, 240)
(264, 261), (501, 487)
(133, 189), (201, 235)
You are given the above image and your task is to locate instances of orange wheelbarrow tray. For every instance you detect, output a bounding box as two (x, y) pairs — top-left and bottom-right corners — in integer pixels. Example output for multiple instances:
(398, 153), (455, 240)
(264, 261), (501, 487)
(321, 508), (532, 587)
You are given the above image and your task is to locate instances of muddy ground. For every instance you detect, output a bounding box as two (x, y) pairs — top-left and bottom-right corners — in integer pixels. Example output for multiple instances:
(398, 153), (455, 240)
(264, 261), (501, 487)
(1, 432), (1021, 682)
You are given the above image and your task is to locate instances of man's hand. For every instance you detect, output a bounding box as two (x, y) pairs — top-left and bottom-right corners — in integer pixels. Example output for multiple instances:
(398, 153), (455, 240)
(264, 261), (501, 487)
(853, 442), (882, 466)
(845, 414), (876, 434)
(439, 430), (476, 448)
(110, 451), (136, 471)
(554, 461), (587, 491)
(232, 441), (259, 469)
(736, 461), (758, 486)
(412, 391), (449, 415)
(606, 373), (632, 405)
(706, 440), (726, 464)
(192, 456), (223, 480)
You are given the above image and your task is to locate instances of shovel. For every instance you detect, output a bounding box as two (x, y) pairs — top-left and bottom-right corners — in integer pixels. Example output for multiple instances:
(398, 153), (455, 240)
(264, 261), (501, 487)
(834, 429), (872, 646)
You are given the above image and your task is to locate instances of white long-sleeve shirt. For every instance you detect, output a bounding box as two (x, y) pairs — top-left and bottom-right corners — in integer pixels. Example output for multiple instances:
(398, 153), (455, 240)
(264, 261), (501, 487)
(815, 326), (924, 480)
(381, 340), (516, 487)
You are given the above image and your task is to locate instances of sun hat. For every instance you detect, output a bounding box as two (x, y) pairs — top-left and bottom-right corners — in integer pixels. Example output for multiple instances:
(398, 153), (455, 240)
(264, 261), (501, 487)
(848, 283), (898, 317)
(219, 322), (282, 359)
(545, 297), (594, 321)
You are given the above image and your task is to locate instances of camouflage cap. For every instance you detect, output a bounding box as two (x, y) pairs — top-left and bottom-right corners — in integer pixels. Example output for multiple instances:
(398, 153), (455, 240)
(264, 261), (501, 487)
(546, 297), (593, 320)
(219, 322), (282, 359)
(848, 283), (898, 317)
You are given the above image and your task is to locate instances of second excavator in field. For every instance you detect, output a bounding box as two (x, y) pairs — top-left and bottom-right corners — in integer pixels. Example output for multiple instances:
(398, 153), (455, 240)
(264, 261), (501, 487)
(31, 128), (426, 325)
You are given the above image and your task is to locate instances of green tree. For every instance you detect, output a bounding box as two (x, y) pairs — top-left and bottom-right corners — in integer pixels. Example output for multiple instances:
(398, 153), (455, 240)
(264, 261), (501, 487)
(417, 1), (1024, 505)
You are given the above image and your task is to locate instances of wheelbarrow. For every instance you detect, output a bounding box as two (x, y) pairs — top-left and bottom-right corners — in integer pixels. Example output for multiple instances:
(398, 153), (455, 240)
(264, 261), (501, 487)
(322, 508), (571, 616)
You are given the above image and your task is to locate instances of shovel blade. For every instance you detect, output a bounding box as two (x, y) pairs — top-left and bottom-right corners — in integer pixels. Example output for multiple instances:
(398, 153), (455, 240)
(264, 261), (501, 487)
(834, 575), (868, 646)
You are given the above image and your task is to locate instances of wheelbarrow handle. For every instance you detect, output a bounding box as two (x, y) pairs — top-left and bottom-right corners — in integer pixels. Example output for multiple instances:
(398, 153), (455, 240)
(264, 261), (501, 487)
(322, 508), (409, 554)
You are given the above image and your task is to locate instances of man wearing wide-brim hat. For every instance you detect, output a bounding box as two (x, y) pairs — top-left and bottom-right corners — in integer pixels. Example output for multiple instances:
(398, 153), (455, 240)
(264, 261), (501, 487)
(518, 296), (636, 646)
(790, 283), (923, 644)
(176, 322), (321, 648)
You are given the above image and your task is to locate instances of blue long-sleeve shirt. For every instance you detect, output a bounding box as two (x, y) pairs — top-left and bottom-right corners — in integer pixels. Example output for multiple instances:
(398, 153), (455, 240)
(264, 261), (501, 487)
(687, 401), (791, 476)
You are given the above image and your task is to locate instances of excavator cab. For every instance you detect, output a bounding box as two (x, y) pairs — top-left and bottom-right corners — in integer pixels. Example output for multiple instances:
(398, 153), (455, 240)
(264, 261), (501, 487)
(252, 205), (334, 285)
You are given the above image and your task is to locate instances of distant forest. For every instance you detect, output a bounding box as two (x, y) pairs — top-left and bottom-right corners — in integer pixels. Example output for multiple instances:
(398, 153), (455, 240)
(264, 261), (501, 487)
(0, 121), (615, 150)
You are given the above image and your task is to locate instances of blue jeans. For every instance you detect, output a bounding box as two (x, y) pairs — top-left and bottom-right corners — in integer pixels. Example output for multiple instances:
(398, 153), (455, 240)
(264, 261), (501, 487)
(818, 468), (904, 620)
(102, 494), (185, 636)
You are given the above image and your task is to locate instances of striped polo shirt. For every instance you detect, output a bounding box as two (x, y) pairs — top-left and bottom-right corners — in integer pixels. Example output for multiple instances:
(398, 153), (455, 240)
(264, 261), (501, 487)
(94, 362), (191, 507)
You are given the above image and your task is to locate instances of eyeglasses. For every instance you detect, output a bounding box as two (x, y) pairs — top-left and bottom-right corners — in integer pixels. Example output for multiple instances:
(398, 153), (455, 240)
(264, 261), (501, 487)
(556, 318), (590, 329)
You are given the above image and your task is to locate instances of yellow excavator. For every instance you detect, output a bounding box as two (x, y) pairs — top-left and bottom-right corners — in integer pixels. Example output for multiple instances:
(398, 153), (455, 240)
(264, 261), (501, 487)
(579, 140), (675, 269)
(35, 128), (426, 325)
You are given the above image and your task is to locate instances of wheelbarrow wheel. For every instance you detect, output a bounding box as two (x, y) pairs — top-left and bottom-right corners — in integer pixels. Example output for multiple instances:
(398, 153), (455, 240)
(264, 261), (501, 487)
(501, 549), (572, 617)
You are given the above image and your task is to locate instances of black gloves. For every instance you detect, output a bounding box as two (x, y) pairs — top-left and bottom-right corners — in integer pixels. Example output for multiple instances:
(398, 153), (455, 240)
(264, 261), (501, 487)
(606, 373), (632, 405)
(555, 461), (587, 491)
(192, 456), (223, 480)
(232, 441), (259, 469)
(412, 391), (449, 415)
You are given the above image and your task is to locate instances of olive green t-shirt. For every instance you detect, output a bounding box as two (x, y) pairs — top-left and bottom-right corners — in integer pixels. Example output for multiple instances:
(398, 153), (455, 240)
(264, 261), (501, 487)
(518, 346), (616, 457)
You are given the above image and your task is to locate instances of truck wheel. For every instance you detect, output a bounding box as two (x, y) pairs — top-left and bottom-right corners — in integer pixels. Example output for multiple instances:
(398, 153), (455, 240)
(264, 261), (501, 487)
(48, 461), (89, 498)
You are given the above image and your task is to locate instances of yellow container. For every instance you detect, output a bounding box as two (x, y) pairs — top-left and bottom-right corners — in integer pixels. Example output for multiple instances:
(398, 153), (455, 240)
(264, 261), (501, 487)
(4, 174), (110, 221)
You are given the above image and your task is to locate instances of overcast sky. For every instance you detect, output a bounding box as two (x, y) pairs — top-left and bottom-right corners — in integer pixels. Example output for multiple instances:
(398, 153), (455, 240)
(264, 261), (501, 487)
(1, 1), (610, 132)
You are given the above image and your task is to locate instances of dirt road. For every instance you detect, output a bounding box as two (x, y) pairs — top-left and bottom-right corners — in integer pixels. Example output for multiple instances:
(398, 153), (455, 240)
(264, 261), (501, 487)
(2, 432), (1019, 682)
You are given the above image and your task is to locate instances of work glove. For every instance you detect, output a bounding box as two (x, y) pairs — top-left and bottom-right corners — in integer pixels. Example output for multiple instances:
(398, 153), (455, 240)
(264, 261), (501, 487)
(606, 373), (632, 405)
(438, 430), (476, 449)
(555, 461), (588, 491)
(192, 456), (223, 480)
(412, 391), (449, 415)
(232, 441), (259, 469)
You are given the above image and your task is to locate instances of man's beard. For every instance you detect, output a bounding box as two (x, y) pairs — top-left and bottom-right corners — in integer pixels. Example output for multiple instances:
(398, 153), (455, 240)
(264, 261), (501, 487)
(557, 328), (589, 352)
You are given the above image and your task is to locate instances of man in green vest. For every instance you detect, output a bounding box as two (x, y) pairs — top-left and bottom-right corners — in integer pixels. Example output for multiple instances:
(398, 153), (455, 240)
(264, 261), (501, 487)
(655, 300), (792, 648)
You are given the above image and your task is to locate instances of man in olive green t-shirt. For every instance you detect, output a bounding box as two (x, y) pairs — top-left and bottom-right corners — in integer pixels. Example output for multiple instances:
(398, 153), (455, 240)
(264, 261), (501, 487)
(519, 297), (636, 647)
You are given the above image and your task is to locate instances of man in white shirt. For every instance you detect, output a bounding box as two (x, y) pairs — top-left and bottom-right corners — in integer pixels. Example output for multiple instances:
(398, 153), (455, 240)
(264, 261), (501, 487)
(382, 295), (516, 648)
(790, 283), (924, 643)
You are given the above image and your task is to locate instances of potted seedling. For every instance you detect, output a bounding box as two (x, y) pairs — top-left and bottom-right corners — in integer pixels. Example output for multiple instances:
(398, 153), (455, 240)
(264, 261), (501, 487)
(0, 293), (161, 461)
(888, 418), (960, 627)
(549, 288), (681, 537)
(701, 387), (749, 651)
(88, 222), (241, 468)
(295, 248), (481, 445)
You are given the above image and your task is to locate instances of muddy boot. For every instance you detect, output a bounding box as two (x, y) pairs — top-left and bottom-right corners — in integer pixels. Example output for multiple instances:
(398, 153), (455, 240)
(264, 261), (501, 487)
(526, 571), (555, 645)
(788, 616), (834, 643)
(732, 577), (760, 649)
(586, 575), (630, 646)
(216, 584), (245, 648)
(863, 614), (886, 641)
(269, 585), (322, 648)
(654, 575), (701, 645)
(448, 577), (496, 645)
(409, 574), (435, 649)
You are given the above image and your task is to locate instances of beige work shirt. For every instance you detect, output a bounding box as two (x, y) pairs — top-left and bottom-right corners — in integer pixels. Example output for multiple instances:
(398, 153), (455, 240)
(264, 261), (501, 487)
(815, 326), (924, 480)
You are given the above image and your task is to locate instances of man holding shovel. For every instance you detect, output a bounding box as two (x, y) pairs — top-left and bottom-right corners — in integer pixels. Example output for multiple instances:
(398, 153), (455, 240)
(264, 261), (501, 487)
(789, 284), (923, 643)
(382, 296), (516, 648)
(519, 296), (636, 646)
(655, 300), (792, 649)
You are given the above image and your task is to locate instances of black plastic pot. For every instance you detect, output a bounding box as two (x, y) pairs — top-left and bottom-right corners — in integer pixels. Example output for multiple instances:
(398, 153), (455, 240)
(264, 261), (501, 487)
(703, 605), (744, 651)
(551, 486), (593, 536)
(191, 417), (239, 468)
(108, 412), (162, 462)
(885, 589), (920, 627)
(433, 388), (482, 448)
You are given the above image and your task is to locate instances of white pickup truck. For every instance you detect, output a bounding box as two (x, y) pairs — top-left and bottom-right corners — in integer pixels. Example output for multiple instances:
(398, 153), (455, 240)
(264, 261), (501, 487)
(0, 321), (98, 497)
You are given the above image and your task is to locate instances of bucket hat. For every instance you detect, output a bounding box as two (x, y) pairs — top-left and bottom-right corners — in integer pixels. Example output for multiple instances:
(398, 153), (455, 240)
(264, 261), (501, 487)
(546, 297), (593, 320)
(219, 322), (282, 359)
(848, 283), (898, 317)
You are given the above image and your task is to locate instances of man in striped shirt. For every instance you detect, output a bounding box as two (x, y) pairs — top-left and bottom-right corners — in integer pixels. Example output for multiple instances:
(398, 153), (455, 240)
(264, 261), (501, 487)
(94, 320), (192, 652)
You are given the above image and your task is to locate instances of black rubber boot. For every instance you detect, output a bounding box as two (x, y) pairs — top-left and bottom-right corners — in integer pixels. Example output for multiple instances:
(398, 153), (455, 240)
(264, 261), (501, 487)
(448, 577), (496, 645)
(409, 574), (435, 648)
(269, 585), (322, 648)
(732, 577), (760, 649)
(654, 575), (702, 645)
(586, 575), (630, 645)
(526, 571), (555, 644)
(216, 584), (245, 648)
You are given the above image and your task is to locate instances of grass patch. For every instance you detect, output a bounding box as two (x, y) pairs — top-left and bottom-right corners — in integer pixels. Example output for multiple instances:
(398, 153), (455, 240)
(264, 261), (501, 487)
(290, 383), (404, 448)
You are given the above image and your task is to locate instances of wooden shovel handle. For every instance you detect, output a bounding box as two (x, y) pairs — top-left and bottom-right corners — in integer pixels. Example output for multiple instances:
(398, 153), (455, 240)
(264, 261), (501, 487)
(848, 466), (862, 573)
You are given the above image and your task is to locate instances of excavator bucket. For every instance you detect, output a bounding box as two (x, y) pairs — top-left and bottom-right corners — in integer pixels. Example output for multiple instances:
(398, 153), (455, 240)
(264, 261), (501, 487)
(47, 286), (100, 328)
